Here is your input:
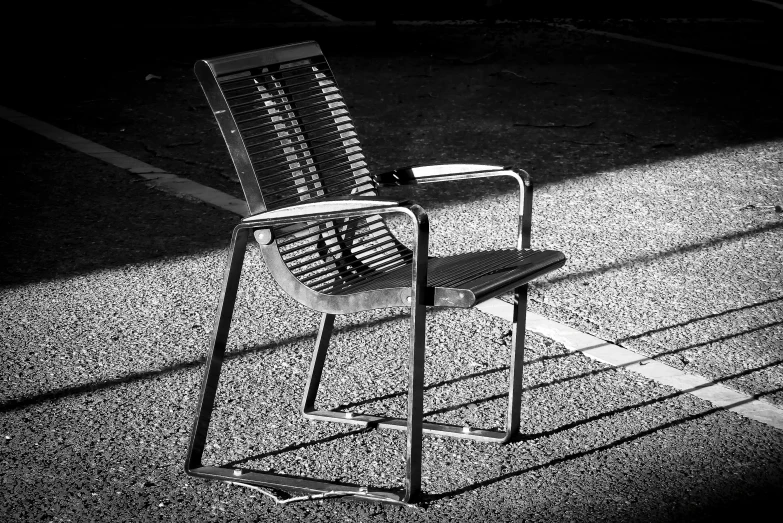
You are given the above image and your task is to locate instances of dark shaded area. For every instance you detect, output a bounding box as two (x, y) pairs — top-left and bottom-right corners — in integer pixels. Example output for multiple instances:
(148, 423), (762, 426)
(311, 0), (781, 21)
(0, 121), (237, 285)
(1, 9), (781, 284)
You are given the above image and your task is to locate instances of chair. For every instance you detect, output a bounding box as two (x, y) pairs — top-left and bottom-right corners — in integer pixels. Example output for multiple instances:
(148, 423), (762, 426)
(185, 41), (566, 504)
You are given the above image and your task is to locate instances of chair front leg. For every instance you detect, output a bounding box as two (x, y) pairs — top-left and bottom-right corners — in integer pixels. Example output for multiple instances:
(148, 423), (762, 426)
(503, 283), (529, 443)
(186, 226), (249, 473)
(404, 206), (429, 503)
(404, 292), (426, 503)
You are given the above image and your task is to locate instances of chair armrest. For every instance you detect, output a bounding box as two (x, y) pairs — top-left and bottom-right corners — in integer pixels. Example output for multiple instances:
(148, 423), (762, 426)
(240, 196), (415, 227)
(237, 196), (427, 245)
(373, 164), (530, 187)
(374, 164), (532, 249)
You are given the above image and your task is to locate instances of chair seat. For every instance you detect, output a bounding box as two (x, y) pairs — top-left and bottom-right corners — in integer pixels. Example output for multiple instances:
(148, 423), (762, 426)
(337, 248), (565, 307)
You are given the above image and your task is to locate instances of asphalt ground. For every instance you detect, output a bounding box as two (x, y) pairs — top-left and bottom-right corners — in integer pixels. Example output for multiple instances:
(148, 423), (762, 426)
(1, 7), (783, 522)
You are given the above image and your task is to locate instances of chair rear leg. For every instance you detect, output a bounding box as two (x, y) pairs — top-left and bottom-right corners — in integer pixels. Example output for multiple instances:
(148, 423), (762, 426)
(503, 283), (529, 443)
(185, 227), (249, 473)
(302, 313), (336, 415)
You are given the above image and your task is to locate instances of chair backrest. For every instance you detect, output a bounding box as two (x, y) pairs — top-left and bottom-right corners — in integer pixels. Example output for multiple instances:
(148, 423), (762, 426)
(196, 42), (413, 297)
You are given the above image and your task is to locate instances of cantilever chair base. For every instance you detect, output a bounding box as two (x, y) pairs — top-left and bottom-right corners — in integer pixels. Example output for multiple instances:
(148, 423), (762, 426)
(188, 466), (409, 505)
(302, 411), (518, 443)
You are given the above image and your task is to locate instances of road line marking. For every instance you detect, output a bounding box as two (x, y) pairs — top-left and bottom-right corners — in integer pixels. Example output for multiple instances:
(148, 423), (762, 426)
(289, 0), (342, 22)
(0, 105), (247, 217)
(750, 0), (783, 11)
(477, 298), (783, 431)
(4, 104), (781, 432)
(549, 23), (783, 73)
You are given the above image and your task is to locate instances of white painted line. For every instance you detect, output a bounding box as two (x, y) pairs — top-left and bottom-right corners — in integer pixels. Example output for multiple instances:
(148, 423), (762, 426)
(476, 298), (783, 431)
(289, 0), (342, 22)
(751, 0), (783, 11)
(5, 104), (781, 431)
(0, 105), (248, 217)
(549, 23), (783, 73)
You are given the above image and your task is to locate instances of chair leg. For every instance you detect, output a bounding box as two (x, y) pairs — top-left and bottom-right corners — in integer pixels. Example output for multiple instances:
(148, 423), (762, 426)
(184, 228), (410, 504)
(503, 283), (529, 443)
(404, 295), (426, 503)
(186, 227), (249, 472)
(301, 313), (336, 415)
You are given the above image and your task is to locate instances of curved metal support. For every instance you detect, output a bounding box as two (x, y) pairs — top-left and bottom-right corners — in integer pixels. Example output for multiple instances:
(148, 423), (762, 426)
(374, 164), (532, 249)
(256, 203), (425, 315)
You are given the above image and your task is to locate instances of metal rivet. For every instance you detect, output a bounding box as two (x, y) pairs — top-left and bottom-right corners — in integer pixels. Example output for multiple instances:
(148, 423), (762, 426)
(233, 469), (242, 476)
(406, 296), (412, 303)
(345, 412), (353, 419)
(462, 426), (471, 433)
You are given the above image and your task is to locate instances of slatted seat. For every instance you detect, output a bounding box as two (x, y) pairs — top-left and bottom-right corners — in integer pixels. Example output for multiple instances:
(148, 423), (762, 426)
(186, 41), (566, 505)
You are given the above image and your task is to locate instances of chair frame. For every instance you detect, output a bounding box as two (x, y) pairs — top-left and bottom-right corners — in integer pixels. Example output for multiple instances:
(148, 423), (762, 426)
(184, 41), (564, 505)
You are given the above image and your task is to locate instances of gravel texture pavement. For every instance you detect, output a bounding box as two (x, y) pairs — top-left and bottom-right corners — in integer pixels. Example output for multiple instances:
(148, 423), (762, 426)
(2, 9), (783, 522)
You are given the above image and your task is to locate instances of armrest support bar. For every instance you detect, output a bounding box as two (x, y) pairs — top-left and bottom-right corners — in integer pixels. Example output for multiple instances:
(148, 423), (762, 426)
(375, 164), (532, 249)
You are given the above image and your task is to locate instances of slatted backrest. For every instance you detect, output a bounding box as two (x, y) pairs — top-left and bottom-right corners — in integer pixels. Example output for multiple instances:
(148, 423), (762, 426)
(196, 42), (413, 295)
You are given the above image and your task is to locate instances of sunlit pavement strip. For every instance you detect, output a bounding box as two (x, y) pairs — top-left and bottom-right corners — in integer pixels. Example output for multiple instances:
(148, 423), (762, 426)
(3, 105), (782, 432)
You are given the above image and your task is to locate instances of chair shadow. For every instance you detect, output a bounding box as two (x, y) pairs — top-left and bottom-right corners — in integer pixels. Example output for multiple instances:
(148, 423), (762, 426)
(0, 310), (409, 412)
(223, 427), (374, 468)
(616, 296), (783, 344)
(422, 321), (783, 419)
(538, 221), (783, 289)
(424, 377), (783, 503)
(334, 320), (781, 421)
(215, 322), (781, 476)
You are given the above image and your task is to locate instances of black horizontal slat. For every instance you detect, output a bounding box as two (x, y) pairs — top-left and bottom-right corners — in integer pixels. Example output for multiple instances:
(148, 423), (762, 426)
(279, 222), (386, 261)
(317, 253), (413, 293)
(238, 103), (346, 133)
(232, 88), (342, 117)
(304, 242), (407, 287)
(290, 262), (339, 286)
(434, 250), (536, 288)
(254, 150), (363, 179)
(228, 80), (339, 111)
(250, 132), (358, 167)
(226, 73), (337, 103)
(225, 73), (334, 101)
(261, 158), (367, 193)
(267, 177), (373, 208)
(262, 163), (367, 199)
(289, 235), (397, 275)
(242, 108), (349, 140)
(247, 121), (354, 153)
(236, 94), (345, 124)
(219, 59), (330, 89)
(276, 217), (369, 249)
(272, 185), (376, 211)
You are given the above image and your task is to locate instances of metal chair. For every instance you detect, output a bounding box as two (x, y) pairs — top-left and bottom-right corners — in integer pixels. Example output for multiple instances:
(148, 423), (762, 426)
(185, 41), (566, 504)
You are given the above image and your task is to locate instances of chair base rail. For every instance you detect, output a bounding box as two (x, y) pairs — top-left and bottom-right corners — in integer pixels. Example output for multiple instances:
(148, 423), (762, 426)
(186, 465), (408, 505)
(303, 409), (515, 443)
